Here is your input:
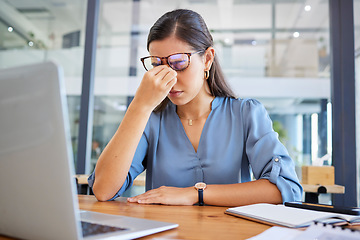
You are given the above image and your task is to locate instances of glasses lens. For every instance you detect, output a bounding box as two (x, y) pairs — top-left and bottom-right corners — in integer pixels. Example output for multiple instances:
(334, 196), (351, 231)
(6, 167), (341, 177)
(168, 53), (189, 71)
(143, 57), (161, 70)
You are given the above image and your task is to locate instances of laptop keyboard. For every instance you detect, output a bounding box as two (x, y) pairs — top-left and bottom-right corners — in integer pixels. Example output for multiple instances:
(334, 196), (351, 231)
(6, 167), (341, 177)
(81, 221), (128, 237)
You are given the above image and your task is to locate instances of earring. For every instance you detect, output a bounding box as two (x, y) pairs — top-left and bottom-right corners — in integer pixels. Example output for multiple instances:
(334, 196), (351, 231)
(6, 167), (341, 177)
(204, 70), (209, 80)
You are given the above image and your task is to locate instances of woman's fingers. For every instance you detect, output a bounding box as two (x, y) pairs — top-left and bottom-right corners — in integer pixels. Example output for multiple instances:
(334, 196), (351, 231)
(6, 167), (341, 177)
(128, 187), (163, 203)
(133, 66), (177, 110)
(152, 66), (177, 88)
(127, 188), (161, 202)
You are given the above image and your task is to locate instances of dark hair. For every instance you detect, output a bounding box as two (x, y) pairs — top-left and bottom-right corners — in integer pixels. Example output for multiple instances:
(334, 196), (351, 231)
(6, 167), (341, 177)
(147, 9), (236, 112)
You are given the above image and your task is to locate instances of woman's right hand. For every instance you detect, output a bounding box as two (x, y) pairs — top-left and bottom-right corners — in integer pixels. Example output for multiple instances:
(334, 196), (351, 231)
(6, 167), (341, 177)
(133, 65), (177, 111)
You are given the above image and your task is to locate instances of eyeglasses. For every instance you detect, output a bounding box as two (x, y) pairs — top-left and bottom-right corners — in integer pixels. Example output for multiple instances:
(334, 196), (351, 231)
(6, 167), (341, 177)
(140, 50), (203, 71)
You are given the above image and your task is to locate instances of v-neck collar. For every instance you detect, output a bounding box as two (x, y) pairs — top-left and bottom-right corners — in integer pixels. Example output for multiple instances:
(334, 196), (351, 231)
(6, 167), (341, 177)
(170, 97), (222, 154)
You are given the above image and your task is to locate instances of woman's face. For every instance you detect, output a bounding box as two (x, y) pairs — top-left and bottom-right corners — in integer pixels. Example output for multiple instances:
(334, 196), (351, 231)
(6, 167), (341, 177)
(148, 36), (210, 106)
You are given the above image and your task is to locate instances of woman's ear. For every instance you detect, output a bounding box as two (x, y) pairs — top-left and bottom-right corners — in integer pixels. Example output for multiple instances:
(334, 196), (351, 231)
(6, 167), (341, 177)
(204, 47), (215, 71)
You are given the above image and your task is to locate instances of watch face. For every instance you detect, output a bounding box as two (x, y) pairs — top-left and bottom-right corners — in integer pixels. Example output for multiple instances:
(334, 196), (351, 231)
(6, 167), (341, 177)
(195, 182), (206, 190)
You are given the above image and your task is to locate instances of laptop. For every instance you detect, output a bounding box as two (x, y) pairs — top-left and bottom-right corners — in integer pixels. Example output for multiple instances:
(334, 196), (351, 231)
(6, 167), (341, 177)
(0, 62), (178, 240)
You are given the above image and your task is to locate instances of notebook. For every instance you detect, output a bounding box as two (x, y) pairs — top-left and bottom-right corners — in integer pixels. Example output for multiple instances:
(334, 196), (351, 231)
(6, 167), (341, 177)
(225, 203), (360, 228)
(0, 62), (178, 240)
(248, 222), (360, 240)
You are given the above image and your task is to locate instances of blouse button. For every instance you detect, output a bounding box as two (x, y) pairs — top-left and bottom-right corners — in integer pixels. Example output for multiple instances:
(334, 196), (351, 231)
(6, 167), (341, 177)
(274, 157), (279, 162)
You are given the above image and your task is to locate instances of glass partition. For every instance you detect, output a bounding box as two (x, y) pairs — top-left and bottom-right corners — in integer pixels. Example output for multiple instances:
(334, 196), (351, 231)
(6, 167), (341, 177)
(0, 0), (87, 164)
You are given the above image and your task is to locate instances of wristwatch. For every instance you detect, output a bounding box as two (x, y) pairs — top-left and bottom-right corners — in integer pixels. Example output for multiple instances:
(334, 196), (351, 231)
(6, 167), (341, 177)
(194, 182), (207, 206)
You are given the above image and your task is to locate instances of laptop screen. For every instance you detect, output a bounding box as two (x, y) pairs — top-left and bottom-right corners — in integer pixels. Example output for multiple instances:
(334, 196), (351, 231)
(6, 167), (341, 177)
(0, 62), (82, 240)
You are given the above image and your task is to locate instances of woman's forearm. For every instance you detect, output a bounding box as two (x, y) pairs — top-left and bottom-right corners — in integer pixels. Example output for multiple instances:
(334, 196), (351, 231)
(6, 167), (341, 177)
(127, 179), (282, 206)
(203, 179), (282, 207)
(92, 100), (152, 201)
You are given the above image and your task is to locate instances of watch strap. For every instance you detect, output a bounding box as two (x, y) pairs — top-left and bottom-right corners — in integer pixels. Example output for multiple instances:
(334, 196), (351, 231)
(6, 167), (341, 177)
(198, 188), (204, 206)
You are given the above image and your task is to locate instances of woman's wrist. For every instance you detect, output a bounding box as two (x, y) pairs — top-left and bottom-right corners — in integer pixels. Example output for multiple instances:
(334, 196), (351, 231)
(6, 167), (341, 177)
(128, 98), (155, 116)
(187, 186), (200, 205)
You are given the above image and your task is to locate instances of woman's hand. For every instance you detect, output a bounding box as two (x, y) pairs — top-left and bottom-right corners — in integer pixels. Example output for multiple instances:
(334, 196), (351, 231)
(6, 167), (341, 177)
(133, 65), (177, 111)
(127, 186), (198, 205)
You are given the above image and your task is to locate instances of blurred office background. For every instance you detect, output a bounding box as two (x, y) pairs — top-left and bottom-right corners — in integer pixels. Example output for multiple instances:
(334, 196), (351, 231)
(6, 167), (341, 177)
(0, 0), (359, 204)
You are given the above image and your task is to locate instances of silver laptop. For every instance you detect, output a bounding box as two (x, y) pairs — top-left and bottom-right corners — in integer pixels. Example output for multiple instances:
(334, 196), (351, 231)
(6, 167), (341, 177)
(0, 62), (178, 240)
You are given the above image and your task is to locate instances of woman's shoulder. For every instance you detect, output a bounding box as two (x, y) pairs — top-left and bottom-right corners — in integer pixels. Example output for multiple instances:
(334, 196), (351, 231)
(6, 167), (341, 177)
(217, 97), (265, 113)
(229, 97), (261, 105)
(217, 97), (272, 133)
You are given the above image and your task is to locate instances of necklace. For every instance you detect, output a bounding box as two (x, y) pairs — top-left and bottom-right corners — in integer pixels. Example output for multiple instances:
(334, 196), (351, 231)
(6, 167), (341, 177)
(177, 110), (211, 126)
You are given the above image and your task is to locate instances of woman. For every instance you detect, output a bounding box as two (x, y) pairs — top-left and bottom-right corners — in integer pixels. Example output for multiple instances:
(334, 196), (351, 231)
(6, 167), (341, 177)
(88, 9), (302, 206)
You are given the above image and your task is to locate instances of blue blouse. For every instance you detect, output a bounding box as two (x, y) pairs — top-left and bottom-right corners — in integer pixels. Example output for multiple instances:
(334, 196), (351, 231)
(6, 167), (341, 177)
(88, 97), (303, 202)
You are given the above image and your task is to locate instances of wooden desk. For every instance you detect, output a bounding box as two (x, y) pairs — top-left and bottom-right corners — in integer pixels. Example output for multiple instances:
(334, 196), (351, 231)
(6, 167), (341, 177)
(79, 195), (271, 239)
(0, 195), (271, 240)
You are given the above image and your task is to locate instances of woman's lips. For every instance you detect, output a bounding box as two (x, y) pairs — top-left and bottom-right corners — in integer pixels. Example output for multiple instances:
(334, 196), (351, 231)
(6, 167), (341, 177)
(168, 90), (183, 98)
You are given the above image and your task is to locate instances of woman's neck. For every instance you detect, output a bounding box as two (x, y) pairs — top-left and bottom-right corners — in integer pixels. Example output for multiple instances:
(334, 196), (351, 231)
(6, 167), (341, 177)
(176, 94), (215, 120)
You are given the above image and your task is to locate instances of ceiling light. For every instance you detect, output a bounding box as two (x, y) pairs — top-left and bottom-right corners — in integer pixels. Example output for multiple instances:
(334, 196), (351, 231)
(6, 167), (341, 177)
(251, 40), (257, 46)
(293, 32), (300, 38)
(8, 27), (13, 32)
(224, 38), (231, 45)
(304, 5), (311, 11)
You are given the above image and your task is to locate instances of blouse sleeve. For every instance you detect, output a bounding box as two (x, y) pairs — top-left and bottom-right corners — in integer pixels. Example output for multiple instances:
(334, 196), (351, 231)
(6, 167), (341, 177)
(242, 99), (303, 202)
(87, 125), (149, 201)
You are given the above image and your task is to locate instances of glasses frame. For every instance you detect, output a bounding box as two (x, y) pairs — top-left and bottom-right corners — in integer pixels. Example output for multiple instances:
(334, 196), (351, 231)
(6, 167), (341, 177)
(140, 50), (204, 71)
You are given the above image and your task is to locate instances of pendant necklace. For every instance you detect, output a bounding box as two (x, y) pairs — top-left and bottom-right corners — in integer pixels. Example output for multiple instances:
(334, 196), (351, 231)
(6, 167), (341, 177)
(177, 110), (211, 126)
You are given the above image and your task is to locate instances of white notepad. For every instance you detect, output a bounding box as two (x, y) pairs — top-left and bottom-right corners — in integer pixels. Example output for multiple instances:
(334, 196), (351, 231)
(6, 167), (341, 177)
(226, 203), (360, 228)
